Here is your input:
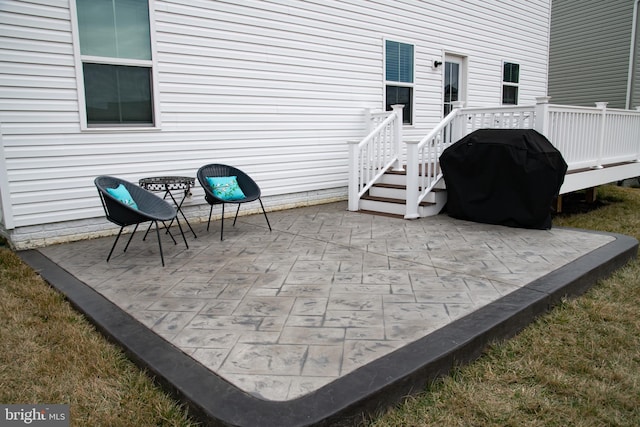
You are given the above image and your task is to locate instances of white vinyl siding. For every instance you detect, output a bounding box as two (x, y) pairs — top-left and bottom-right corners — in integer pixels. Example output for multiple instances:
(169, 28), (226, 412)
(549, 0), (635, 108)
(0, 0), (551, 230)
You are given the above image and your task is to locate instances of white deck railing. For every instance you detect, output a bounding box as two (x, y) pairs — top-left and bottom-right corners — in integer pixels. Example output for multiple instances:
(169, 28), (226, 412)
(347, 105), (404, 211)
(348, 97), (640, 218)
(458, 105), (536, 133)
(540, 102), (640, 170)
(404, 107), (459, 218)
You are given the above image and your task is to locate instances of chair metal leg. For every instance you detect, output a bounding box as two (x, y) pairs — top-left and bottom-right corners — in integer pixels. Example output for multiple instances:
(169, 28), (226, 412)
(161, 221), (177, 245)
(154, 220), (165, 267)
(207, 204), (214, 231)
(107, 226), (124, 262)
(142, 222), (153, 241)
(220, 203), (225, 241)
(123, 224), (140, 253)
(167, 189), (197, 238)
(174, 215), (189, 249)
(233, 203), (241, 227)
(259, 198), (272, 231)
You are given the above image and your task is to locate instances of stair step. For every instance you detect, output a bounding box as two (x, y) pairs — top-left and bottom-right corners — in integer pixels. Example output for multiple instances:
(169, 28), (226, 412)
(361, 194), (435, 207)
(384, 169), (407, 175)
(369, 183), (407, 199)
(357, 164), (447, 218)
(357, 209), (404, 219)
(372, 183), (446, 192)
(362, 194), (403, 204)
(373, 183), (405, 189)
(384, 164), (441, 175)
(378, 171), (445, 187)
(370, 183), (446, 202)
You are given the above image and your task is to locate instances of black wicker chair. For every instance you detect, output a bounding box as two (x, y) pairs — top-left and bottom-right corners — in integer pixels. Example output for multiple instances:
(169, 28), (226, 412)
(95, 176), (188, 266)
(196, 164), (271, 240)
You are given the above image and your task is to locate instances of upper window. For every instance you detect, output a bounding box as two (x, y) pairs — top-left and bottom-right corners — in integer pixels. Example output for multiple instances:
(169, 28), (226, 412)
(76, 0), (154, 127)
(502, 62), (520, 105)
(385, 40), (414, 124)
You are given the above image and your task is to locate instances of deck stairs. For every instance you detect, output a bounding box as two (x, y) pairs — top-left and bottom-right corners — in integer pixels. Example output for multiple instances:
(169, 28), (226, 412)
(359, 166), (448, 218)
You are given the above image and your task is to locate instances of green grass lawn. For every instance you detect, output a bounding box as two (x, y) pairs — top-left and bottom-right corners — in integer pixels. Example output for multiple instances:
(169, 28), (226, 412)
(1, 184), (638, 426)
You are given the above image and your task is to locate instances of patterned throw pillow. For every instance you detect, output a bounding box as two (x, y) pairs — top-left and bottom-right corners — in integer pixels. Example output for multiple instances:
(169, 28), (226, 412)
(206, 176), (246, 201)
(106, 184), (138, 209)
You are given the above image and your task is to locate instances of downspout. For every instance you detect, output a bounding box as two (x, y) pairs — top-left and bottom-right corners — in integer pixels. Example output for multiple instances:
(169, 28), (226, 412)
(545, 0), (552, 98)
(0, 122), (15, 230)
(626, 0), (640, 109)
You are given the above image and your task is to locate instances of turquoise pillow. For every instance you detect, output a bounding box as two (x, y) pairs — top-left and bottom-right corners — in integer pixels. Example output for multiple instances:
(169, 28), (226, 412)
(106, 184), (138, 209)
(206, 176), (246, 201)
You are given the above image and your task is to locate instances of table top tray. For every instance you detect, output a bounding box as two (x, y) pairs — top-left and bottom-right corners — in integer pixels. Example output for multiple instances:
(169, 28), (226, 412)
(139, 176), (195, 191)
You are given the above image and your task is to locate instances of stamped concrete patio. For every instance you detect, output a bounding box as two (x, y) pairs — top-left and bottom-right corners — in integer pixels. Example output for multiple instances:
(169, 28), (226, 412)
(19, 201), (637, 426)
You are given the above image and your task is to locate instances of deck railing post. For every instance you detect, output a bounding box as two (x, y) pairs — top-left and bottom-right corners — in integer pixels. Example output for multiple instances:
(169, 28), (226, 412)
(451, 101), (465, 142)
(391, 104), (404, 171)
(404, 140), (419, 219)
(364, 108), (373, 133)
(347, 140), (360, 211)
(534, 96), (551, 136)
(594, 102), (608, 169)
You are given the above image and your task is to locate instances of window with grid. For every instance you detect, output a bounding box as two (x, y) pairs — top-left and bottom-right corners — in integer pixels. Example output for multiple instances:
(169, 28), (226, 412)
(502, 62), (520, 105)
(76, 0), (154, 127)
(385, 40), (414, 124)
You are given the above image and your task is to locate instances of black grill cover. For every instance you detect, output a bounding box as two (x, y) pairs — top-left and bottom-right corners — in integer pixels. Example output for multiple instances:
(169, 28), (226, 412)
(440, 129), (567, 229)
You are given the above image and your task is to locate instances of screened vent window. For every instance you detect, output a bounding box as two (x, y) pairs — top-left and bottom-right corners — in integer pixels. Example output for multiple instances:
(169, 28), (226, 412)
(502, 62), (520, 105)
(385, 40), (414, 124)
(76, 0), (154, 126)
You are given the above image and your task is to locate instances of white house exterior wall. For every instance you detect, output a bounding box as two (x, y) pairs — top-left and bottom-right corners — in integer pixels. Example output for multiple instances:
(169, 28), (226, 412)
(0, 0), (551, 248)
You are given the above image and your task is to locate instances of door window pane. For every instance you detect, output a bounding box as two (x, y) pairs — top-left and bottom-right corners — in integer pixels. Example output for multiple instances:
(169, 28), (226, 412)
(83, 63), (152, 125)
(444, 62), (460, 115)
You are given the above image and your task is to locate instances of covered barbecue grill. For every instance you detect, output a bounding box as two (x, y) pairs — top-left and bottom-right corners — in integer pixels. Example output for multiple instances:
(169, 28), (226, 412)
(440, 128), (567, 229)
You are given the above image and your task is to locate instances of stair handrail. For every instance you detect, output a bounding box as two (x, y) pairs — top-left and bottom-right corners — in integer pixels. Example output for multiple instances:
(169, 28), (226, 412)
(348, 105), (404, 211)
(404, 106), (462, 218)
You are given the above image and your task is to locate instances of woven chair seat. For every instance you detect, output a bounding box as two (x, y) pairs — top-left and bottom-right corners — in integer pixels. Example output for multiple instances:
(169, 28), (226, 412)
(196, 164), (271, 240)
(95, 176), (188, 266)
